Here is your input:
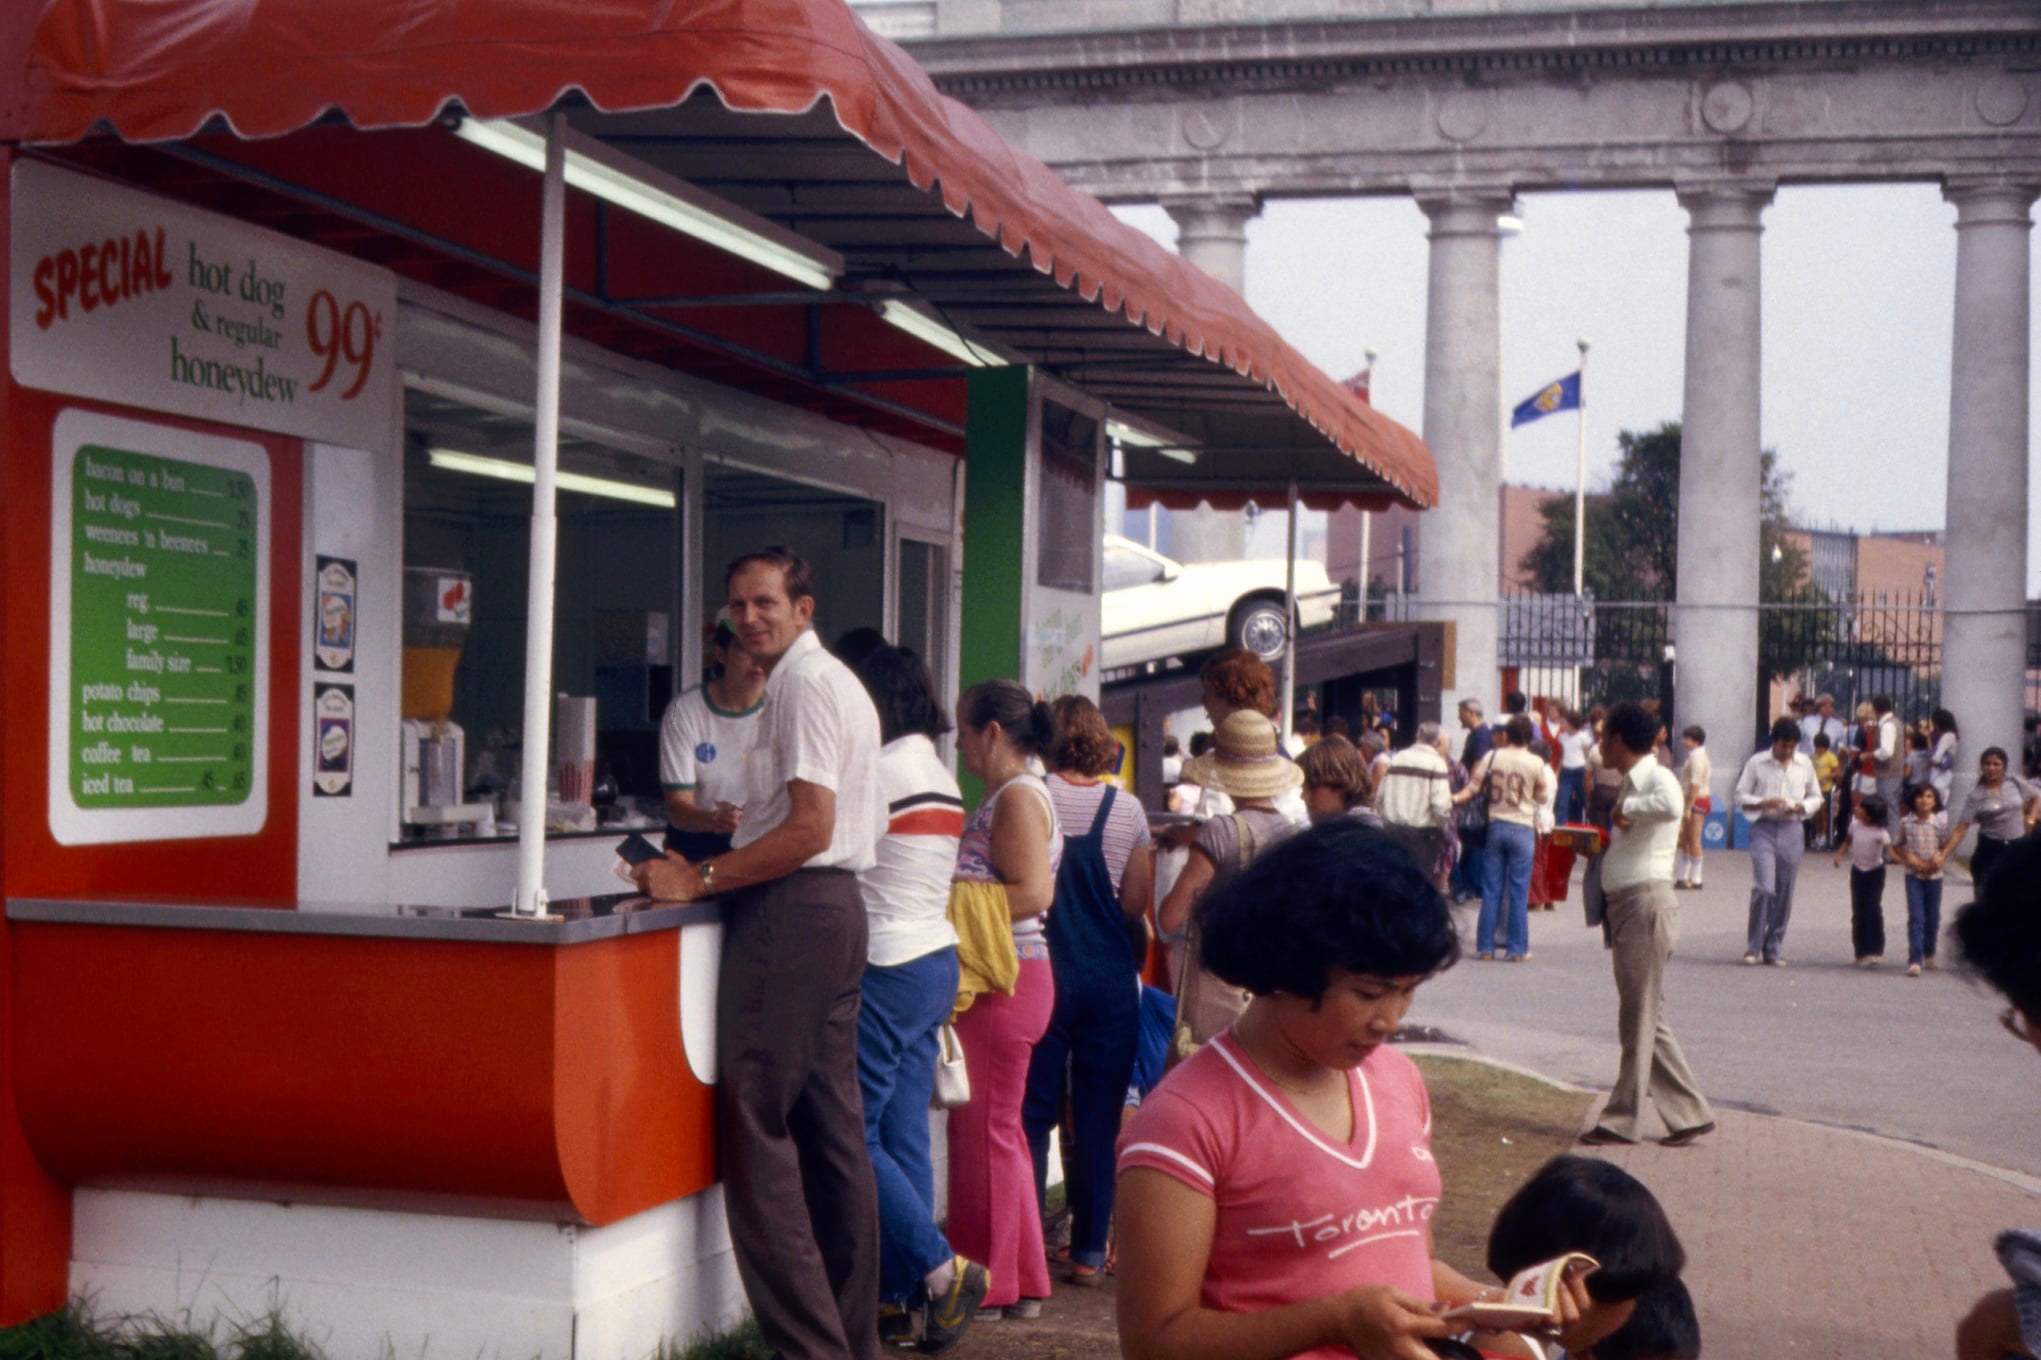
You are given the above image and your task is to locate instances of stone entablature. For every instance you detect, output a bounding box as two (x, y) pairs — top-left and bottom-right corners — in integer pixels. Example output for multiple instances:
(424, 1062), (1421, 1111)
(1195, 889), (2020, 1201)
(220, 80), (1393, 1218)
(891, 1), (2041, 198)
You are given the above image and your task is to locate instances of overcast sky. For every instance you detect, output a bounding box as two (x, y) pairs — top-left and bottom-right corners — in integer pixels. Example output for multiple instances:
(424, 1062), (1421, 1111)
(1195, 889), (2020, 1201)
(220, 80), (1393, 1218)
(1113, 186), (2041, 591)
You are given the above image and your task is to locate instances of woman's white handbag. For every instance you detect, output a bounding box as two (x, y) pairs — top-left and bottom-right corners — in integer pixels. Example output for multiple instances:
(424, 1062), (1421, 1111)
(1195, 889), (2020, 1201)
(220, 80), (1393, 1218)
(931, 1023), (971, 1109)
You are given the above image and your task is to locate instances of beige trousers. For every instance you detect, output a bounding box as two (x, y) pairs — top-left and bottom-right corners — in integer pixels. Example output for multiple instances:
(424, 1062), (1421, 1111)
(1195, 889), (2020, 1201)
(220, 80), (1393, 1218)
(1597, 879), (1713, 1140)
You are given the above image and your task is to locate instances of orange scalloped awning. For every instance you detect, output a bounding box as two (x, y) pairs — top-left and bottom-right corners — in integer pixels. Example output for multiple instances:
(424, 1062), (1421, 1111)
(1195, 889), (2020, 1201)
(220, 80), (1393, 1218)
(0, 0), (1435, 508)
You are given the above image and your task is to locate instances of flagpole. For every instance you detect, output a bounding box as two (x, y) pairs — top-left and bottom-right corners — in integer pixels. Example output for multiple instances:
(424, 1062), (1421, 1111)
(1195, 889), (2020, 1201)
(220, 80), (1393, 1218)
(1572, 338), (1589, 714)
(1572, 338), (1589, 599)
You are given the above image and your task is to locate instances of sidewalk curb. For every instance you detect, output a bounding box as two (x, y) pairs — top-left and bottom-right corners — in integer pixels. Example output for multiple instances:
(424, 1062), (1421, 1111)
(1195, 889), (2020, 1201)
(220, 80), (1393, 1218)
(1400, 1041), (2041, 1198)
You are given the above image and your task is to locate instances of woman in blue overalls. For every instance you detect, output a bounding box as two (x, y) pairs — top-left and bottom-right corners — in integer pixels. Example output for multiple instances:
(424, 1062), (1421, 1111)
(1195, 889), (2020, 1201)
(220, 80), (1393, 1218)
(1022, 696), (1154, 1287)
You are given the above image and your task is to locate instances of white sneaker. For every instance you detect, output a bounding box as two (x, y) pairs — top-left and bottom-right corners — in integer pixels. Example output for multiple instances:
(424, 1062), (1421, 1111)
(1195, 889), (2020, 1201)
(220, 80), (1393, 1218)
(1742, 952), (1759, 966)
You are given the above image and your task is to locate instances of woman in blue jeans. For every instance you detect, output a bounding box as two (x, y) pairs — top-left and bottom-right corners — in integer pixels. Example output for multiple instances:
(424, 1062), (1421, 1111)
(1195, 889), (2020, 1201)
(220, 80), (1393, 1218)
(1023, 695), (1154, 1288)
(1454, 715), (1553, 961)
(851, 647), (987, 1351)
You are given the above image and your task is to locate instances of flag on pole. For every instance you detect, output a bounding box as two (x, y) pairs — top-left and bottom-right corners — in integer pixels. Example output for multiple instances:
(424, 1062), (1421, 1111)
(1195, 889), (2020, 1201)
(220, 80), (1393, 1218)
(1510, 371), (1581, 427)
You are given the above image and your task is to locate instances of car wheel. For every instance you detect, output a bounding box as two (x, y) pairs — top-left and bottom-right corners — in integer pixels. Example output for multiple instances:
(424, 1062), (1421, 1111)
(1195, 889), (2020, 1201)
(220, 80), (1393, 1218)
(1230, 597), (1290, 661)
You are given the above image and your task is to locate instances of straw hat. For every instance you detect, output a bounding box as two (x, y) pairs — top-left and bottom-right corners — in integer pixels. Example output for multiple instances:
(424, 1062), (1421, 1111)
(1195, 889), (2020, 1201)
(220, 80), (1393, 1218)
(1181, 710), (1304, 800)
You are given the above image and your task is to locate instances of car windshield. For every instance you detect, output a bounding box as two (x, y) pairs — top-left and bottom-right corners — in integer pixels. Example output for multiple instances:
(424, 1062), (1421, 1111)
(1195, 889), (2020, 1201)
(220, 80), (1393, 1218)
(1105, 545), (1166, 590)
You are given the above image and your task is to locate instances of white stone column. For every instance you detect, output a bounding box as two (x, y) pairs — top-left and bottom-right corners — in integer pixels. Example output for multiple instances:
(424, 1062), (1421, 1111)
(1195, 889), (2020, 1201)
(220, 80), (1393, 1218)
(1163, 194), (1259, 295)
(1941, 179), (2036, 816)
(1414, 187), (1511, 719)
(1673, 180), (1772, 802)
(1162, 195), (1261, 564)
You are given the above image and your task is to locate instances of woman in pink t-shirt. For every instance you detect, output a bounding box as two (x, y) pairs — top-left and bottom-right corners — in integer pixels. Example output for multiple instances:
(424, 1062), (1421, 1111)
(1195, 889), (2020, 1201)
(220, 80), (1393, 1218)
(1115, 819), (1502, 1360)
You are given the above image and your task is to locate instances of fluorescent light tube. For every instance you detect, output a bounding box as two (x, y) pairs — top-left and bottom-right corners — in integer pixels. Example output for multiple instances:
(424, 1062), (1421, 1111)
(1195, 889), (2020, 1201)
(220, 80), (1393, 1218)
(428, 448), (677, 508)
(878, 299), (997, 367)
(454, 119), (840, 292)
(1105, 419), (1161, 448)
(1107, 418), (1197, 464)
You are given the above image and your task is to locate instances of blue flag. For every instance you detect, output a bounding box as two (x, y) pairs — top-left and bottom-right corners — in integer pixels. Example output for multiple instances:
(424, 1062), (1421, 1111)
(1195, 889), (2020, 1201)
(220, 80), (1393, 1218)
(1511, 371), (1582, 428)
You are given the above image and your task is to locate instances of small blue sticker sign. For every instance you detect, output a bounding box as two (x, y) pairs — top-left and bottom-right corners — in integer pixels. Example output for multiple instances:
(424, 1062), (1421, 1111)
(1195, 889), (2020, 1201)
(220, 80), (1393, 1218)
(696, 742), (717, 764)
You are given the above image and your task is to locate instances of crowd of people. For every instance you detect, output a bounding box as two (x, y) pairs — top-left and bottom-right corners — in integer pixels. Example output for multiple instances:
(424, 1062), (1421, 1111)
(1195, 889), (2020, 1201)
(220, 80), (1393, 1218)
(624, 545), (2031, 1360)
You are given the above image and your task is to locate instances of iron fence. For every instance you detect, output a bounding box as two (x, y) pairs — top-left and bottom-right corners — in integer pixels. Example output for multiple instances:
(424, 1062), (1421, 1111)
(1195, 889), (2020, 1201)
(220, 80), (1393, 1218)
(1368, 588), (1949, 748)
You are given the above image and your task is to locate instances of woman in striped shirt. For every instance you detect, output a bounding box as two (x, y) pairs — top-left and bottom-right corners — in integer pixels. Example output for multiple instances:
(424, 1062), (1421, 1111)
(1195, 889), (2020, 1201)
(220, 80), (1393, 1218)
(852, 647), (986, 1349)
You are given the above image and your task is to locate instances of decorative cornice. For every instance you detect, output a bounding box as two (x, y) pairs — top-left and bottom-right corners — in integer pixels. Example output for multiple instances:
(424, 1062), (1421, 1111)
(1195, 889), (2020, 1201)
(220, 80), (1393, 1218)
(911, 4), (2041, 101)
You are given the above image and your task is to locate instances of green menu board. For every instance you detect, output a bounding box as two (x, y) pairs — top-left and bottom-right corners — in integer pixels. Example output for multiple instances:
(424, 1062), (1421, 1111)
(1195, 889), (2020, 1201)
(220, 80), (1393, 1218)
(69, 444), (258, 808)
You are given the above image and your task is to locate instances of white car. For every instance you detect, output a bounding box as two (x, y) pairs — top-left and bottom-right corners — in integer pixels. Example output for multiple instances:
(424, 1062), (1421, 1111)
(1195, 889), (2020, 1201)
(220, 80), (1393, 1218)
(1102, 534), (1341, 671)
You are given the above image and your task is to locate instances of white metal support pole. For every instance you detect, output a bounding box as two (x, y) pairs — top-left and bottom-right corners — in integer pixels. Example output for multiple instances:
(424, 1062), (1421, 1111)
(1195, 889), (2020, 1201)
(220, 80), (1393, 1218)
(1281, 479), (1300, 743)
(513, 112), (568, 918)
(1358, 348), (1377, 623)
(1572, 338), (1590, 599)
(1358, 510), (1373, 618)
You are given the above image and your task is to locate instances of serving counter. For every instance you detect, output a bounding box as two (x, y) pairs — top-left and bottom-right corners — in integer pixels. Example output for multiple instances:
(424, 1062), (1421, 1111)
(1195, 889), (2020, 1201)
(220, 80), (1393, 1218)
(2, 893), (739, 1356)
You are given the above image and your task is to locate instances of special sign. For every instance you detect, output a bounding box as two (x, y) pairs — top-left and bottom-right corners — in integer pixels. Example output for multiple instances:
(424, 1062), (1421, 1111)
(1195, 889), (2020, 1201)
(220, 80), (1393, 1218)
(10, 159), (396, 449)
(48, 409), (271, 846)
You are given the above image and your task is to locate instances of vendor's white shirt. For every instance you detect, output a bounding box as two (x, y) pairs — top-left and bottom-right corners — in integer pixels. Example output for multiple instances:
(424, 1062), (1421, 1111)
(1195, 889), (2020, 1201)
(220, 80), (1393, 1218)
(733, 628), (884, 872)
(658, 685), (765, 813)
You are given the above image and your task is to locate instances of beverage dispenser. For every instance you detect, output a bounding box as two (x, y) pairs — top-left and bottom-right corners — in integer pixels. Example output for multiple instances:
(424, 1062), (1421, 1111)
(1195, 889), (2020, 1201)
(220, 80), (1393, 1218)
(399, 567), (492, 837)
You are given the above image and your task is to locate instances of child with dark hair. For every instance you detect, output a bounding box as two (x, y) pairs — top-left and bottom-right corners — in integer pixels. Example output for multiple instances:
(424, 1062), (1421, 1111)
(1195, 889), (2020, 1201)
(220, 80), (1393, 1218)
(1115, 821), (1478, 1360)
(1833, 793), (1892, 968)
(1904, 728), (1933, 794)
(1586, 1277), (1701, 1360)
(1953, 839), (2041, 1360)
(1895, 782), (1948, 977)
(1483, 1155), (1688, 1358)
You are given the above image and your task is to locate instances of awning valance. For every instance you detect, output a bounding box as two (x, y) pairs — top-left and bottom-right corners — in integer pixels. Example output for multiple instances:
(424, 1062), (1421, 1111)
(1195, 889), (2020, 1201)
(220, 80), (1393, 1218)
(0, 0), (1435, 508)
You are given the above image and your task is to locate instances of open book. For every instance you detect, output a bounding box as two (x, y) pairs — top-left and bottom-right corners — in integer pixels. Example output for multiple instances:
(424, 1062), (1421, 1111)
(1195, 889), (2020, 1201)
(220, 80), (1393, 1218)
(1440, 1252), (1598, 1333)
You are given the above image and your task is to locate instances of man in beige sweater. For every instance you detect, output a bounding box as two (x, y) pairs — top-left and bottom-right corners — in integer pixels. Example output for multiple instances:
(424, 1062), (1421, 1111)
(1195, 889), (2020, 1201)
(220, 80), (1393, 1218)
(1581, 700), (1715, 1147)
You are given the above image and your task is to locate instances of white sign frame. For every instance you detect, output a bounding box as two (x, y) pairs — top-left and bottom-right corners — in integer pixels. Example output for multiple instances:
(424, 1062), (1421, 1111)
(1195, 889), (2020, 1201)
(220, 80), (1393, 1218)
(11, 159), (396, 449)
(48, 407), (272, 846)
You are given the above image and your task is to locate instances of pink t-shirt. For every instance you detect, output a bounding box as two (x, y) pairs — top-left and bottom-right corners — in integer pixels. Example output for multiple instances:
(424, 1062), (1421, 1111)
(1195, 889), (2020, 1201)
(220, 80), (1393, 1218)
(1116, 1033), (1441, 1358)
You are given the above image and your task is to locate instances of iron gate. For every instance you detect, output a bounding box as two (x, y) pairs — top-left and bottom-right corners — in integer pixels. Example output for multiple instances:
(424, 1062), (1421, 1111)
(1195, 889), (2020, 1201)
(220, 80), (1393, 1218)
(1378, 589), (1946, 747)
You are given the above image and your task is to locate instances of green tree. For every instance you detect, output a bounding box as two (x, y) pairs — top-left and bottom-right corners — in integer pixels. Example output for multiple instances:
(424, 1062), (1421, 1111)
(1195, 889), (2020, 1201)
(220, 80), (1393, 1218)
(1519, 420), (1832, 679)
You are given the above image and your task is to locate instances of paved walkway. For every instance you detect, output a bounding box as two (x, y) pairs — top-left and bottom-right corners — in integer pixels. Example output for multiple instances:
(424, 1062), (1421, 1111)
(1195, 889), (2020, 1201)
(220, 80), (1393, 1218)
(1417, 851), (2039, 1176)
(1414, 844), (2040, 1358)
(1410, 1049), (2040, 1358)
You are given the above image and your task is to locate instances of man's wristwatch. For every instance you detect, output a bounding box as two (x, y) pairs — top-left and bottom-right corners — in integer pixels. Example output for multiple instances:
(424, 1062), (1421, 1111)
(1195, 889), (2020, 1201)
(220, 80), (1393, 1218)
(698, 859), (718, 894)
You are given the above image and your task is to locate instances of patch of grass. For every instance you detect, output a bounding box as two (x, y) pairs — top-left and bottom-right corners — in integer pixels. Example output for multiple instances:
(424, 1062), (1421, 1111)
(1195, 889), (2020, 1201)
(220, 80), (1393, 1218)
(658, 1316), (771, 1360)
(0, 1306), (330, 1360)
(1411, 1051), (1594, 1277)
(0, 1307), (116, 1360)
(219, 1314), (326, 1360)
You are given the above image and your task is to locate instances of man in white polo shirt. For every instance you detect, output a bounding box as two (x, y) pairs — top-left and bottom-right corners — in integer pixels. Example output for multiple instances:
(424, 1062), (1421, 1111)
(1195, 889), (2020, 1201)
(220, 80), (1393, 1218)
(1736, 716), (1825, 967)
(1580, 701), (1715, 1148)
(636, 547), (885, 1360)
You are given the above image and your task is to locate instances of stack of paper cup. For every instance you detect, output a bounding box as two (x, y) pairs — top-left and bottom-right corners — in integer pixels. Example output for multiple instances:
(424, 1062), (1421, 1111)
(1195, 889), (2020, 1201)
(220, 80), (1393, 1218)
(556, 694), (597, 805)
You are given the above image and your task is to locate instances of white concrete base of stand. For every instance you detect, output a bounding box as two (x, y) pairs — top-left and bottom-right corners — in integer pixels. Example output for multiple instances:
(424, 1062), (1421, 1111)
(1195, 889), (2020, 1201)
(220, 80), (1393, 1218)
(70, 1186), (748, 1359)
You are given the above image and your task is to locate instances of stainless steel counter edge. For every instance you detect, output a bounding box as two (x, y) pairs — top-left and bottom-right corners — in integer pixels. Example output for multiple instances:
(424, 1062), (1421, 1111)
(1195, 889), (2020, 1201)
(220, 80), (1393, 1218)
(4, 897), (724, 944)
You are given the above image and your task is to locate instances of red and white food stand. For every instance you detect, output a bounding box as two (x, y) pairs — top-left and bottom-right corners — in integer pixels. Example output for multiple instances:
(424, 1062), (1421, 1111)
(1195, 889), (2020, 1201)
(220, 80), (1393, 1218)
(0, 3), (1435, 1354)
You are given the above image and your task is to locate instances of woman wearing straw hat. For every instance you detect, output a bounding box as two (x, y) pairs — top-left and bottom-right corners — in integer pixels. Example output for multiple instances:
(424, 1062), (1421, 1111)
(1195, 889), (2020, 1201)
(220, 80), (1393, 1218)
(1157, 709), (1304, 1053)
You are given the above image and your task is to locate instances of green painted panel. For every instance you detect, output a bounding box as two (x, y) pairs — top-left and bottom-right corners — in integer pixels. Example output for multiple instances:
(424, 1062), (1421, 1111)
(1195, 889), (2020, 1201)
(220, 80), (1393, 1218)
(958, 366), (1031, 805)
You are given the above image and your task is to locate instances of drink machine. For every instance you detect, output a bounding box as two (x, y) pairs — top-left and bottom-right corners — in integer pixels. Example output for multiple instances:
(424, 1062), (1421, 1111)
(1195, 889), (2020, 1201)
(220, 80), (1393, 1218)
(400, 567), (493, 837)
